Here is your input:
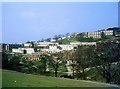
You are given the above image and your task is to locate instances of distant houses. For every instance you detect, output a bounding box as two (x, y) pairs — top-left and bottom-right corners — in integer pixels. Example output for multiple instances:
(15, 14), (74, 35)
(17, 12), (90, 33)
(11, 41), (96, 55)
(9, 41), (97, 61)
(2, 27), (120, 61)
(79, 27), (119, 38)
(12, 48), (34, 54)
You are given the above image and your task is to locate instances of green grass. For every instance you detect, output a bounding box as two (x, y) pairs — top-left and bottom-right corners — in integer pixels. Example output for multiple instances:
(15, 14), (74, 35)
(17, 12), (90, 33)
(57, 38), (71, 44)
(0, 69), (2, 88)
(2, 69), (110, 87)
(85, 68), (105, 82)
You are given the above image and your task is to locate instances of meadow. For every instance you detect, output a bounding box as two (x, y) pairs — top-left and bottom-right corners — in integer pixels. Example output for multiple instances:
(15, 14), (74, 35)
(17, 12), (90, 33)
(2, 69), (111, 87)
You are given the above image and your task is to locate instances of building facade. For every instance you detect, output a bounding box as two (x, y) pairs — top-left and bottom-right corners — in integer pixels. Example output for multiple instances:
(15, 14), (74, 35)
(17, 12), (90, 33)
(83, 30), (114, 38)
(12, 48), (34, 54)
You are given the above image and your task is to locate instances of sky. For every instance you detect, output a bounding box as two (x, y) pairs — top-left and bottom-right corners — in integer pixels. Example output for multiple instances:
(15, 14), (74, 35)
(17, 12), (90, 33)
(2, 2), (118, 43)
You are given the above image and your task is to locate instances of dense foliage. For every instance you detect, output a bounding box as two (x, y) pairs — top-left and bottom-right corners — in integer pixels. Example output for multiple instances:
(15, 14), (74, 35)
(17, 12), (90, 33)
(2, 38), (120, 85)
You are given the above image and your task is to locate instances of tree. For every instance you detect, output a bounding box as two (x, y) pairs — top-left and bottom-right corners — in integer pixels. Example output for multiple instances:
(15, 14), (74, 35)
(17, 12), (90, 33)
(40, 52), (50, 74)
(93, 40), (119, 83)
(2, 52), (22, 72)
(74, 46), (94, 80)
(31, 42), (34, 48)
(49, 52), (64, 77)
(9, 56), (22, 71)
(111, 37), (120, 85)
(46, 38), (51, 42)
(20, 59), (37, 74)
(101, 32), (106, 39)
(2, 52), (9, 69)
(64, 50), (76, 79)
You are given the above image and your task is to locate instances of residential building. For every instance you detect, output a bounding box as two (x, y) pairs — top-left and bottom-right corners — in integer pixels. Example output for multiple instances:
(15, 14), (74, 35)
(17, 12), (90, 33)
(70, 42), (81, 46)
(24, 43), (32, 47)
(81, 42), (96, 46)
(50, 39), (56, 42)
(59, 44), (74, 51)
(83, 29), (114, 38)
(87, 31), (101, 38)
(23, 52), (41, 60)
(115, 30), (120, 37)
(12, 48), (34, 54)
(70, 42), (96, 46)
(41, 44), (61, 53)
(36, 42), (58, 47)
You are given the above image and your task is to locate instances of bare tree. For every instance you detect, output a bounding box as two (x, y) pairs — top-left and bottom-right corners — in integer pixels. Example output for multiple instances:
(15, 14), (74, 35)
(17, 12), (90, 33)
(49, 52), (64, 77)
(93, 40), (119, 83)
(40, 52), (50, 74)
(74, 46), (94, 80)
(64, 50), (76, 79)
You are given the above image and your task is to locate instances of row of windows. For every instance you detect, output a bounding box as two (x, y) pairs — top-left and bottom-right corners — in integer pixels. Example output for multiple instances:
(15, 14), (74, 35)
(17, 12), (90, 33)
(24, 57), (40, 60)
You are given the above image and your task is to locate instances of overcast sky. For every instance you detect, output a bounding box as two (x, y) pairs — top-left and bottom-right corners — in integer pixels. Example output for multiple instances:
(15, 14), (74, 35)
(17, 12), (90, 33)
(2, 2), (118, 43)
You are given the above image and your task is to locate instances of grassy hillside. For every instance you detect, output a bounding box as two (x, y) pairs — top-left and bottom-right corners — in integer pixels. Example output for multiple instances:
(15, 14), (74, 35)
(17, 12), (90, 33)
(0, 69), (2, 88)
(2, 69), (111, 87)
(57, 35), (114, 44)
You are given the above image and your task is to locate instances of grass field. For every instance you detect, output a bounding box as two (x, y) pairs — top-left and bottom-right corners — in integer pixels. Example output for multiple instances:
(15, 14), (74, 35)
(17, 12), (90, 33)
(2, 69), (113, 87)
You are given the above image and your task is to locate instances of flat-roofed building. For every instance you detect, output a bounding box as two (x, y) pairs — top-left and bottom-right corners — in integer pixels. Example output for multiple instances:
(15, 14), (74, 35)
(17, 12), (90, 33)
(83, 29), (114, 38)
(12, 48), (23, 53)
(12, 48), (34, 54)
(70, 42), (81, 46)
(70, 42), (96, 46)
(81, 42), (96, 46)
(36, 42), (58, 47)
(24, 43), (32, 47)
(23, 52), (41, 60)
(59, 44), (74, 51)
(87, 32), (101, 38)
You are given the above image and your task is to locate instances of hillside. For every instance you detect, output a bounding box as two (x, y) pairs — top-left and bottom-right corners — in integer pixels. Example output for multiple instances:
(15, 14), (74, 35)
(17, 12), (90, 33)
(2, 69), (114, 87)
(56, 34), (114, 44)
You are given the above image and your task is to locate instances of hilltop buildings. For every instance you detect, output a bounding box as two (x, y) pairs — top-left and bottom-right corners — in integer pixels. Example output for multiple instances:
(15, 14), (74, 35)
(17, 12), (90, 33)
(2, 27), (119, 60)
(83, 30), (113, 38)
(81, 27), (119, 38)
(12, 41), (97, 54)
(10, 41), (97, 61)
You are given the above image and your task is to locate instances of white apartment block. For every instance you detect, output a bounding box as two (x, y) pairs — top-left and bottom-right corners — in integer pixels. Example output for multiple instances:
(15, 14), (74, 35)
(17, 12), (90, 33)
(12, 48), (23, 53)
(12, 48), (34, 54)
(70, 42), (96, 46)
(84, 30), (113, 38)
(49, 45), (58, 50)
(41, 48), (61, 53)
(102, 30), (113, 36)
(87, 32), (101, 38)
(40, 44), (61, 53)
(36, 42), (58, 47)
(39, 42), (75, 52)
(50, 39), (56, 42)
(70, 42), (81, 46)
(59, 44), (74, 51)
(13, 41), (96, 54)
(39, 41), (96, 53)
(81, 42), (96, 45)
(24, 43), (32, 47)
